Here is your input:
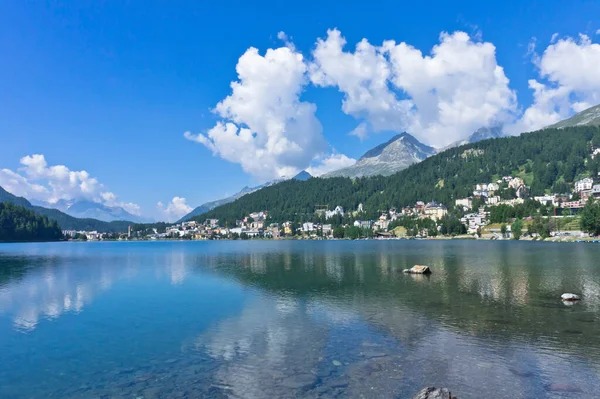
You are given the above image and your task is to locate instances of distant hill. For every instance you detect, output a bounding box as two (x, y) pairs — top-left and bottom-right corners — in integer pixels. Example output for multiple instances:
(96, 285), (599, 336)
(199, 125), (600, 226)
(0, 186), (31, 208)
(444, 126), (505, 149)
(33, 199), (152, 223)
(0, 186), (132, 232)
(178, 172), (312, 222)
(546, 104), (600, 129)
(177, 184), (268, 222)
(324, 133), (437, 178)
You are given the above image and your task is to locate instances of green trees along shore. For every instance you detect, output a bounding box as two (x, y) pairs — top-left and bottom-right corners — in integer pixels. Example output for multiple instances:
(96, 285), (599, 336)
(0, 202), (63, 242)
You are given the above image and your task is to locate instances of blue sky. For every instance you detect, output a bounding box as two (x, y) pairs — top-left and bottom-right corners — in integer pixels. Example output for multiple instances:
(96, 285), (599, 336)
(1, 0), (599, 221)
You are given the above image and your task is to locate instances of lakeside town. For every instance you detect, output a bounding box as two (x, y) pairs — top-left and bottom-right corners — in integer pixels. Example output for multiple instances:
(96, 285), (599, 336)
(63, 175), (600, 243)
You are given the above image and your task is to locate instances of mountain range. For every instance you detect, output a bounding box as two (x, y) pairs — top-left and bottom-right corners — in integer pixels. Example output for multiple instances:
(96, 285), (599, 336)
(31, 199), (151, 223)
(0, 186), (132, 232)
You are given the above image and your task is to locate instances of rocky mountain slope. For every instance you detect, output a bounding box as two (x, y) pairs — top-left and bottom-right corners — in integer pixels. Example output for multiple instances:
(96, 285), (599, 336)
(324, 133), (437, 178)
(546, 104), (600, 129)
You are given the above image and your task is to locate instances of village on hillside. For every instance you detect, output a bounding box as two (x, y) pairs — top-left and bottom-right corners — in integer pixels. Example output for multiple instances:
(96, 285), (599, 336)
(64, 174), (600, 242)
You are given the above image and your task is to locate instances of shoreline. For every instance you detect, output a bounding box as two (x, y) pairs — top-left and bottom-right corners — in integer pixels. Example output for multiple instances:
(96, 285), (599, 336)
(6, 235), (596, 244)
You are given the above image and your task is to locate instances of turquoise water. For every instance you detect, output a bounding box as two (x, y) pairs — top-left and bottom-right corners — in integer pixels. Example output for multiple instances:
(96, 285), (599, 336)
(1, 240), (599, 398)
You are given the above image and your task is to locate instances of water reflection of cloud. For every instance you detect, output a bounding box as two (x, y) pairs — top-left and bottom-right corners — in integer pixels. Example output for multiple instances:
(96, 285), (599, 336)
(194, 295), (328, 398)
(0, 253), (140, 332)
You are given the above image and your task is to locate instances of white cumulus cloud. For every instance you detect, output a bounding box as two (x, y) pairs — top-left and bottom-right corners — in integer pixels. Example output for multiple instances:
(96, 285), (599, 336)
(186, 29), (600, 176)
(0, 154), (141, 215)
(307, 153), (356, 177)
(184, 40), (353, 181)
(349, 123), (369, 141)
(310, 29), (517, 146)
(509, 34), (600, 133)
(157, 197), (193, 222)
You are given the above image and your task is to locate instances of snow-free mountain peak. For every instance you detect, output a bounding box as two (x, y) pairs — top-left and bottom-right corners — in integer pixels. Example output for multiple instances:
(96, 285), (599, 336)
(323, 132), (436, 179)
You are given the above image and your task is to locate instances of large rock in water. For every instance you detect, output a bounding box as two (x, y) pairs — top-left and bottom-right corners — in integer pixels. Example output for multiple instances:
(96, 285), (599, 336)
(403, 265), (432, 274)
(561, 293), (580, 301)
(412, 387), (456, 399)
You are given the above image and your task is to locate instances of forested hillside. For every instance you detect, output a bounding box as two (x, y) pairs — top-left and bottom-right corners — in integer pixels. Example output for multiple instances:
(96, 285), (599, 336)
(0, 202), (63, 242)
(197, 126), (600, 226)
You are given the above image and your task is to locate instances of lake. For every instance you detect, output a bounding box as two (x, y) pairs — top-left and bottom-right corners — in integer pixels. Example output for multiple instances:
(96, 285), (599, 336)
(1, 240), (599, 398)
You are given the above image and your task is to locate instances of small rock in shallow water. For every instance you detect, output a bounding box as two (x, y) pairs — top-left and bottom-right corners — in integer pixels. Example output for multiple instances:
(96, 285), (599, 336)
(280, 374), (316, 390)
(412, 387), (456, 399)
(332, 360), (342, 366)
(561, 293), (580, 301)
(360, 351), (387, 358)
(545, 383), (583, 393)
(508, 367), (534, 378)
(403, 265), (432, 274)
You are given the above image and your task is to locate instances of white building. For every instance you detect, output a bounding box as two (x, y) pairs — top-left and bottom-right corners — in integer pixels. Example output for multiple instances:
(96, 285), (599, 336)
(302, 222), (315, 232)
(325, 206), (344, 219)
(205, 219), (219, 228)
(486, 196), (501, 205)
(534, 195), (555, 205)
(423, 201), (448, 221)
(574, 178), (594, 193)
(455, 198), (473, 209)
(322, 224), (333, 236)
(508, 178), (525, 189)
(487, 183), (499, 191)
(230, 227), (243, 235)
(246, 229), (261, 238)
(373, 219), (389, 231)
(354, 220), (372, 229)
(461, 211), (487, 234)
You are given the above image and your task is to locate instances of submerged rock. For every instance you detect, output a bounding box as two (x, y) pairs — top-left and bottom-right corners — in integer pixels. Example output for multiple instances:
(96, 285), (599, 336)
(544, 383), (583, 393)
(403, 265), (432, 274)
(412, 387), (456, 399)
(508, 367), (534, 378)
(280, 374), (316, 390)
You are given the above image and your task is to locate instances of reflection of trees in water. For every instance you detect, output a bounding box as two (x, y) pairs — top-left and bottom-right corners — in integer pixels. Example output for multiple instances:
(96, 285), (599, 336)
(198, 241), (600, 360)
